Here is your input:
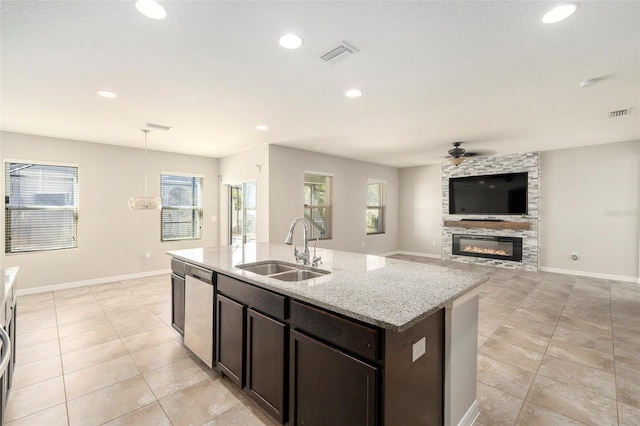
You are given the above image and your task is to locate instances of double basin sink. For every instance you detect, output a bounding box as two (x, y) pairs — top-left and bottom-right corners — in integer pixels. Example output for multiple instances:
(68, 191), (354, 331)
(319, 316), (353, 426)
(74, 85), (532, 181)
(236, 260), (331, 282)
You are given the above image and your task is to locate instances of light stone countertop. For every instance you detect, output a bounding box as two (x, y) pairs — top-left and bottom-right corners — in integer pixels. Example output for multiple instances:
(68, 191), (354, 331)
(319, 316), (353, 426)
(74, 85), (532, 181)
(167, 243), (487, 332)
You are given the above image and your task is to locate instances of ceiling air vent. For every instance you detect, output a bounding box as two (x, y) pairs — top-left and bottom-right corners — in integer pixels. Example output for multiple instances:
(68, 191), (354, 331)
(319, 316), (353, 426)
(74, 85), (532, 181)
(609, 109), (629, 118)
(320, 42), (359, 64)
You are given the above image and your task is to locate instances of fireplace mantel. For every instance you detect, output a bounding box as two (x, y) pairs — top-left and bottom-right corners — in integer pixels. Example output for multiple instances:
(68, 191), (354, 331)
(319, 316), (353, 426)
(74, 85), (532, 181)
(443, 220), (531, 230)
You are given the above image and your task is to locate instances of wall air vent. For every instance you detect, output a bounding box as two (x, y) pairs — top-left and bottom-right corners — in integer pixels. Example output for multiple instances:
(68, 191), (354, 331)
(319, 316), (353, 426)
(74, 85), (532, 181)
(320, 42), (359, 64)
(609, 109), (629, 118)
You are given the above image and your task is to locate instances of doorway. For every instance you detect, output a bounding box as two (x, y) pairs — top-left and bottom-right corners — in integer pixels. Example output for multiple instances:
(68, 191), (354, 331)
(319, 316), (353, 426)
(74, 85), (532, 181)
(229, 181), (256, 245)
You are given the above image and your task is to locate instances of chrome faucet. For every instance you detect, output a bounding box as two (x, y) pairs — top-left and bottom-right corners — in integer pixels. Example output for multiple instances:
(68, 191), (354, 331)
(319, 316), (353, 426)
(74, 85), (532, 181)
(311, 238), (322, 268)
(284, 217), (311, 265)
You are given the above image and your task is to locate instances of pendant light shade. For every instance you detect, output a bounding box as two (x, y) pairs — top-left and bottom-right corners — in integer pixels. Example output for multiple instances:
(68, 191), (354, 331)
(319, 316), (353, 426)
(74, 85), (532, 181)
(128, 196), (162, 210)
(129, 129), (162, 210)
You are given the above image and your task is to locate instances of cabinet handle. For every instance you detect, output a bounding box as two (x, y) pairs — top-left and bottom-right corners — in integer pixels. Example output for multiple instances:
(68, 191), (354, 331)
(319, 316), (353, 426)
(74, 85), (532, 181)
(0, 326), (11, 376)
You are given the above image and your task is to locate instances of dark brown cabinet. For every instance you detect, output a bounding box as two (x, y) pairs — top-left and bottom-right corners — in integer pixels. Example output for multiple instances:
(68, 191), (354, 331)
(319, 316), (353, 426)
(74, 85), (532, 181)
(171, 273), (185, 335)
(290, 330), (378, 426)
(246, 308), (286, 423)
(170, 258), (445, 426)
(215, 294), (245, 387)
(171, 258), (186, 335)
(216, 274), (287, 423)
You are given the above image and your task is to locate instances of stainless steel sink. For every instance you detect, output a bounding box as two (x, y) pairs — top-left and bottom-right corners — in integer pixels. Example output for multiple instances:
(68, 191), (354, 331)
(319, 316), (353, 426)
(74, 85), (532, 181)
(236, 261), (330, 282)
(236, 261), (297, 276)
(269, 269), (329, 281)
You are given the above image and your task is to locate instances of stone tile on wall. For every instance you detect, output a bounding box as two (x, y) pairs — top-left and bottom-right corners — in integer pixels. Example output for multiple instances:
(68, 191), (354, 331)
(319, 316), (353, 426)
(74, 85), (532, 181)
(441, 152), (541, 271)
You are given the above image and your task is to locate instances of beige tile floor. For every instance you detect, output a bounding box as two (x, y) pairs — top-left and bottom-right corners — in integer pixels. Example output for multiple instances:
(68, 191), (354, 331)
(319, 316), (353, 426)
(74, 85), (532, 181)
(8, 258), (640, 425)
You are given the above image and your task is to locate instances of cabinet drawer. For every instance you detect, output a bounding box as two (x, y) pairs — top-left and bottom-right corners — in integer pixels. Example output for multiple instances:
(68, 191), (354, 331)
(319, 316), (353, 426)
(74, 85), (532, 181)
(217, 274), (286, 321)
(171, 258), (186, 278)
(290, 301), (379, 362)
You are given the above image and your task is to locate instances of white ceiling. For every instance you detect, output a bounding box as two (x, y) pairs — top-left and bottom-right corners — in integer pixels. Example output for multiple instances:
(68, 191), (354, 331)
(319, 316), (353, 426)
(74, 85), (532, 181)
(1, 1), (638, 168)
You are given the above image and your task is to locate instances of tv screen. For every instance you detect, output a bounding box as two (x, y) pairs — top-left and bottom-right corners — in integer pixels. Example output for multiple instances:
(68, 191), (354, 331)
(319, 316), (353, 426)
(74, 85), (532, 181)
(449, 172), (528, 215)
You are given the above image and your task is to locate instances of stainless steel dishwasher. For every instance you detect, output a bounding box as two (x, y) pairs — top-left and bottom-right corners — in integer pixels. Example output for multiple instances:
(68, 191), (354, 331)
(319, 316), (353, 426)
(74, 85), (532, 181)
(184, 263), (214, 368)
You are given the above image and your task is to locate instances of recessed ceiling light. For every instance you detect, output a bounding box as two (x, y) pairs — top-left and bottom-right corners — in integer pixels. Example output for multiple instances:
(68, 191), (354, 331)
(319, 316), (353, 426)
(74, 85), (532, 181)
(542, 4), (577, 24)
(135, 0), (167, 20)
(279, 34), (303, 49)
(96, 90), (117, 98)
(345, 89), (362, 98)
(256, 125), (269, 131)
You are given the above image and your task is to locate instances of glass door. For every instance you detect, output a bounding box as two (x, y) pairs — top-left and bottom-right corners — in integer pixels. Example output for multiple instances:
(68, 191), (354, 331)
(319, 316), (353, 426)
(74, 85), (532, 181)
(229, 181), (257, 246)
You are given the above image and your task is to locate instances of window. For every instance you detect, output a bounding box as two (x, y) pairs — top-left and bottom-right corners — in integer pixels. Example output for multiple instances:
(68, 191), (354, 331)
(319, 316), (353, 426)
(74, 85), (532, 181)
(304, 173), (332, 240)
(161, 174), (203, 241)
(5, 162), (79, 254)
(367, 179), (385, 235)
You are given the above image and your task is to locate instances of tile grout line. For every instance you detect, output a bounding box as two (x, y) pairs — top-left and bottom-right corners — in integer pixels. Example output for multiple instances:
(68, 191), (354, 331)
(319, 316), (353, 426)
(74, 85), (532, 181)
(512, 276), (580, 425)
(609, 280), (620, 425)
(52, 290), (72, 426)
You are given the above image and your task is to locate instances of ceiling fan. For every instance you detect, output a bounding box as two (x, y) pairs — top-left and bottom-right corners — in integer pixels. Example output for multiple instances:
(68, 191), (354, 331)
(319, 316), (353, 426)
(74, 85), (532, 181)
(446, 142), (483, 166)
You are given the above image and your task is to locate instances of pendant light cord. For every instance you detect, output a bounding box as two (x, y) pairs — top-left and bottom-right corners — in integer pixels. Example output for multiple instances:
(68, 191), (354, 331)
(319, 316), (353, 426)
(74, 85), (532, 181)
(142, 129), (150, 197)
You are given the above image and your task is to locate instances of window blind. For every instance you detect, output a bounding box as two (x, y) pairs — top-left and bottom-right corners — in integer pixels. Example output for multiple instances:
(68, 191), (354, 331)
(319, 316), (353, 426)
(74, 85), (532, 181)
(5, 162), (79, 253)
(161, 174), (203, 241)
(367, 180), (385, 234)
(304, 173), (333, 240)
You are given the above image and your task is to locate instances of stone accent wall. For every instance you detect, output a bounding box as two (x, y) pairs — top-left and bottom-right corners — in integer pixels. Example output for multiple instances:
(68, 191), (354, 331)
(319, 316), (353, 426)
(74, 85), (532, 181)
(442, 152), (540, 271)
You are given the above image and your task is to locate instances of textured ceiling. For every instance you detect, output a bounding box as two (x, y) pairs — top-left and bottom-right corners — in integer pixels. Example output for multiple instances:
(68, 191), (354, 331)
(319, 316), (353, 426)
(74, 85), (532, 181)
(1, 1), (638, 167)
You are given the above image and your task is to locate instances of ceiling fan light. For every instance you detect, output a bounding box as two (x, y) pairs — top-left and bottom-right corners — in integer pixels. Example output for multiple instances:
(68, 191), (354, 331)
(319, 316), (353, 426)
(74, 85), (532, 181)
(449, 157), (465, 166)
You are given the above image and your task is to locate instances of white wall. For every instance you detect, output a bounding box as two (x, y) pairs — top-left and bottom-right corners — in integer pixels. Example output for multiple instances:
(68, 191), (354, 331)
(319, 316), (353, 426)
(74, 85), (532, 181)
(1, 131), (219, 290)
(540, 140), (640, 280)
(397, 140), (640, 280)
(398, 164), (442, 256)
(268, 145), (399, 254)
(218, 144), (269, 244)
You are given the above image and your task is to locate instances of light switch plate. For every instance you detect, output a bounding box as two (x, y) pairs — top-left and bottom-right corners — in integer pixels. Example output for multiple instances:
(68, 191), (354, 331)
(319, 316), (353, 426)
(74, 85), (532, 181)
(412, 337), (426, 362)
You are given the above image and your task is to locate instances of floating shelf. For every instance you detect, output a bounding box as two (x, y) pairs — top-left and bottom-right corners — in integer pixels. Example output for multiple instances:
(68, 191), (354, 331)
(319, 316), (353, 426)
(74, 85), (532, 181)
(443, 220), (531, 230)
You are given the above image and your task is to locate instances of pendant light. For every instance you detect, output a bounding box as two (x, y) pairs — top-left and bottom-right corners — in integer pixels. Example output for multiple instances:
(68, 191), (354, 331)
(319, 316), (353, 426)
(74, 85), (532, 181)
(128, 129), (162, 210)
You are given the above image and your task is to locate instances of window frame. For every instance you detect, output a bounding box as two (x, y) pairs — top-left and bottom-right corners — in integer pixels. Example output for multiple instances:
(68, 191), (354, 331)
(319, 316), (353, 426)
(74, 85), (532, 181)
(160, 172), (204, 242)
(366, 179), (386, 235)
(304, 172), (333, 241)
(4, 159), (80, 254)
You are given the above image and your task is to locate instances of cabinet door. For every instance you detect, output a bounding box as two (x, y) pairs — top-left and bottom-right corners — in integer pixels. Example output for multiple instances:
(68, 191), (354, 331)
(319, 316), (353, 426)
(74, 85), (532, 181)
(246, 309), (286, 423)
(216, 294), (245, 387)
(171, 273), (185, 335)
(290, 330), (378, 426)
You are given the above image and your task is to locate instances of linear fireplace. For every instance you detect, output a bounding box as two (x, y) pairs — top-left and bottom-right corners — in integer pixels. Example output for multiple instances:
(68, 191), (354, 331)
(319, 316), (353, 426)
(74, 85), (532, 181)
(452, 234), (523, 262)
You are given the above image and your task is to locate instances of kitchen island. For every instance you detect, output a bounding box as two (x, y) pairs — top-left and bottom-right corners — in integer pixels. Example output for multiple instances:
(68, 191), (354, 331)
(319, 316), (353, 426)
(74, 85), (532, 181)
(168, 243), (486, 426)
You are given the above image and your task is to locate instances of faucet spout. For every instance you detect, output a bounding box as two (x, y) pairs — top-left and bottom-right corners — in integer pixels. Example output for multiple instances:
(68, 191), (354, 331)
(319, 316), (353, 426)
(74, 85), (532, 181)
(284, 217), (310, 265)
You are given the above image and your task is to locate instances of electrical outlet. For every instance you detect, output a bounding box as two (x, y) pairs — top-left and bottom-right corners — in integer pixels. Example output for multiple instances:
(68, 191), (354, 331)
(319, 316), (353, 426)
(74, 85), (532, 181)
(571, 251), (579, 261)
(144, 252), (151, 259)
(412, 337), (426, 362)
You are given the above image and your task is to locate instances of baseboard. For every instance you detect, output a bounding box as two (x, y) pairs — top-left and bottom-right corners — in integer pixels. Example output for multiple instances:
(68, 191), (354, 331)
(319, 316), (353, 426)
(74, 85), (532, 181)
(380, 250), (441, 259)
(539, 266), (639, 284)
(457, 399), (479, 426)
(17, 269), (171, 296)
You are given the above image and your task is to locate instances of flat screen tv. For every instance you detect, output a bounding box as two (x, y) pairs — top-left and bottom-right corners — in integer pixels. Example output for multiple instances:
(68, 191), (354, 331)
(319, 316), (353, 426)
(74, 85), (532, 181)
(449, 172), (528, 215)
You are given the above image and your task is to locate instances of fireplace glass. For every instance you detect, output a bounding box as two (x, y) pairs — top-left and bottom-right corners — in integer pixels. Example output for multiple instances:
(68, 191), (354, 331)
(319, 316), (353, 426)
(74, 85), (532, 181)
(452, 234), (523, 262)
